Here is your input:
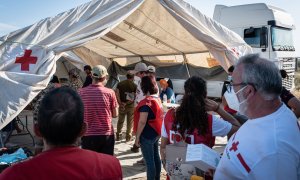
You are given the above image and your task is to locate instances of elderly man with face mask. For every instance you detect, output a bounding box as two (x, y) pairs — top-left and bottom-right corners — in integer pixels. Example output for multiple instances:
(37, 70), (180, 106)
(214, 54), (300, 180)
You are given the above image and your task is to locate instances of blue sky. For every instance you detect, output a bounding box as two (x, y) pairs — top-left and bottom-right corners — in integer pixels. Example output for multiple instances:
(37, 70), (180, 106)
(0, 0), (299, 56)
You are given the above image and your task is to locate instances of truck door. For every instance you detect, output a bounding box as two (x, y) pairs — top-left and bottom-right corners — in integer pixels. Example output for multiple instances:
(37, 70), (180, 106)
(243, 27), (269, 58)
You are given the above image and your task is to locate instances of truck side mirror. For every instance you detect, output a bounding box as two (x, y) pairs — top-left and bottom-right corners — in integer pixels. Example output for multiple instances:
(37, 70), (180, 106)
(260, 27), (268, 50)
(245, 27), (255, 35)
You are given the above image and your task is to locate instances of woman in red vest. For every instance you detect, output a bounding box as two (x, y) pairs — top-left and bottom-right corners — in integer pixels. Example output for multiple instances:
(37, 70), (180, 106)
(134, 75), (163, 180)
(160, 76), (241, 179)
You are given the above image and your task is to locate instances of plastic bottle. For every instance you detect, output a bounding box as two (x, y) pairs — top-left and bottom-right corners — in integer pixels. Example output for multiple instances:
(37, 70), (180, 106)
(163, 94), (167, 103)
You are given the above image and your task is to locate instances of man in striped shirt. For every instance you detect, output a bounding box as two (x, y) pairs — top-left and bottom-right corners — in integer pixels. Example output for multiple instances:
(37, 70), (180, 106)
(78, 65), (118, 156)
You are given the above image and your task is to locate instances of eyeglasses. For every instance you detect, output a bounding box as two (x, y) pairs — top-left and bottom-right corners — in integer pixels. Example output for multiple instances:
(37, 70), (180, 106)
(231, 82), (248, 87)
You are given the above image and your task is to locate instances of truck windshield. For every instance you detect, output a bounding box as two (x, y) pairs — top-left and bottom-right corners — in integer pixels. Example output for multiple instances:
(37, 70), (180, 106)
(271, 27), (295, 51)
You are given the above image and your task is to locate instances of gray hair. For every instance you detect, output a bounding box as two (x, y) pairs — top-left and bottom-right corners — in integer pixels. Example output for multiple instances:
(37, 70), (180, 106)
(236, 54), (282, 100)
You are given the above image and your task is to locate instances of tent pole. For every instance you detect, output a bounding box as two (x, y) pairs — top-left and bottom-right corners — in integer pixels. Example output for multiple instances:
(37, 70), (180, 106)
(182, 54), (190, 78)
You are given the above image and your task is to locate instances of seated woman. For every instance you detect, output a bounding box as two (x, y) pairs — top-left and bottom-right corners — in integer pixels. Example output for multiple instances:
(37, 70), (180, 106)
(159, 79), (175, 103)
(160, 76), (241, 179)
(134, 75), (163, 180)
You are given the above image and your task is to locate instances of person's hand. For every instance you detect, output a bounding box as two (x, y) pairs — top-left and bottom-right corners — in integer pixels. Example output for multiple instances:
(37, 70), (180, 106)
(161, 159), (166, 170)
(204, 168), (215, 178)
(205, 99), (220, 112)
(119, 102), (126, 111)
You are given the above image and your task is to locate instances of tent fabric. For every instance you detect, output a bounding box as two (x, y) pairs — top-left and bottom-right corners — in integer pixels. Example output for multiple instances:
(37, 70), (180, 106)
(0, 0), (251, 129)
(106, 61), (226, 87)
(106, 60), (227, 88)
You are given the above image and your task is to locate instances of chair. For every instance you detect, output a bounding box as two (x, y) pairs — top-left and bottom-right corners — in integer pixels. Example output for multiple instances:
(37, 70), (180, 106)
(0, 116), (35, 148)
(0, 119), (17, 148)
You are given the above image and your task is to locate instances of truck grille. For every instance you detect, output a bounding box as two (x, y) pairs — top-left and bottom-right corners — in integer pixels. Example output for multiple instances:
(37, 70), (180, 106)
(279, 58), (295, 90)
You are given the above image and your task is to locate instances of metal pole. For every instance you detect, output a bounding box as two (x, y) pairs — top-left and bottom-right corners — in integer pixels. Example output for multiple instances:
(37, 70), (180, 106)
(182, 53), (190, 78)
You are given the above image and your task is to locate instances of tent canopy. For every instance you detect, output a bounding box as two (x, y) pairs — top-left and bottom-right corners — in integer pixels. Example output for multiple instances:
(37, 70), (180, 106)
(0, 0), (252, 129)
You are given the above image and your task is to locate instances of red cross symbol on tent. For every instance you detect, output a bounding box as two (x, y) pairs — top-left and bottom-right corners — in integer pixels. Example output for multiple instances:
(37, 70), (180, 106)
(231, 48), (240, 56)
(15, 50), (37, 71)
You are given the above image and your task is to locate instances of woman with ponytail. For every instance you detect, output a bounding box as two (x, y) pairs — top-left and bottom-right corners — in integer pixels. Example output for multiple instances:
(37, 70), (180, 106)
(160, 76), (240, 179)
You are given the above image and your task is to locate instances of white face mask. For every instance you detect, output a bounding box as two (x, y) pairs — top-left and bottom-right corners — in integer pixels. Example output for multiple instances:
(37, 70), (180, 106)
(134, 76), (141, 84)
(224, 85), (247, 113)
(227, 75), (232, 82)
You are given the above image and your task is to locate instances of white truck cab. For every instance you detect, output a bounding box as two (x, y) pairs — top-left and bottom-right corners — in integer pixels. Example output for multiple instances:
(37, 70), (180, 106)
(213, 3), (296, 90)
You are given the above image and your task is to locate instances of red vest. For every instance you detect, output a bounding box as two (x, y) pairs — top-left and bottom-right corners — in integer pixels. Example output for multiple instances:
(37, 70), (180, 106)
(164, 108), (215, 148)
(133, 96), (163, 135)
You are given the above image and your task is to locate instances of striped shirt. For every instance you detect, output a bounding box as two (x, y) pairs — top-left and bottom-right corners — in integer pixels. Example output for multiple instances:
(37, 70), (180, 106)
(78, 84), (118, 136)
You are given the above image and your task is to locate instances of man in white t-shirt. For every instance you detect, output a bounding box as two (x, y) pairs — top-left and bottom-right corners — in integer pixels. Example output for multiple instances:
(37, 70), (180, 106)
(214, 54), (300, 179)
(131, 62), (148, 106)
(130, 62), (148, 154)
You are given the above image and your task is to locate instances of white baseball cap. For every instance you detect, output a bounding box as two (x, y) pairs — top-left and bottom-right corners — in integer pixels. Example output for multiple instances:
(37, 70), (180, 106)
(148, 65), (156, 73)
(92, 65), (108, 78)
(132, 62), (148, 73)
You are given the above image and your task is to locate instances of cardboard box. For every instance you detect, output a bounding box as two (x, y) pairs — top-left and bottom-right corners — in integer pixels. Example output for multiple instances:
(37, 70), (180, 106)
(166, 143), (220, 174)
(166, 142), (196, 179)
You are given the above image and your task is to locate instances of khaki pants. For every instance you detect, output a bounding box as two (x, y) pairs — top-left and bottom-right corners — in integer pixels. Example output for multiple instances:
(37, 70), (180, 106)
(116, 104), (134, 139)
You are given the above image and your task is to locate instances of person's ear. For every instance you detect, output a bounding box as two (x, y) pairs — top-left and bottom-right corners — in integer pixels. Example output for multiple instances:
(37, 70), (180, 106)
(79, 122), (87, 137)
(245, 85), (256, 100)
(34, 123), (43, 138)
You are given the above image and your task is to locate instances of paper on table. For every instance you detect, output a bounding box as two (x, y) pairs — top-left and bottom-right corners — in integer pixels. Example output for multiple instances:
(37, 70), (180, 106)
(186, 144), (220, 169)
(162, 103), (180, 112)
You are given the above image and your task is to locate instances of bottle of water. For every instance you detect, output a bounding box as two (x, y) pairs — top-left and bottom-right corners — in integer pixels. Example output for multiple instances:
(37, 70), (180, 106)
(163, 94), (167, 103)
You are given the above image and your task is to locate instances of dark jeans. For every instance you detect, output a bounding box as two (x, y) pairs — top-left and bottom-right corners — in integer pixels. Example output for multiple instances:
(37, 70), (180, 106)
(81, 135), (115, 155)
(140, 135), (161, 180)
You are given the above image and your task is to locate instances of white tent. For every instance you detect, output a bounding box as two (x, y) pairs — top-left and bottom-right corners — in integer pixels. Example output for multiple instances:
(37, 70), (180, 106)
(0, 0), (252, 129)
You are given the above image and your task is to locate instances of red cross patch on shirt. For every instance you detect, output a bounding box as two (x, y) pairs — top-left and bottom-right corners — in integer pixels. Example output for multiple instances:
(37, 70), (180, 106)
(228, 140), (251, 173)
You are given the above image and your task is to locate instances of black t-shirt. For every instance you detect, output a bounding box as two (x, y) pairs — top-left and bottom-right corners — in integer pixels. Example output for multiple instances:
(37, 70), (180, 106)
(139, 105), (158, 139)
(82, 75), (92, 88)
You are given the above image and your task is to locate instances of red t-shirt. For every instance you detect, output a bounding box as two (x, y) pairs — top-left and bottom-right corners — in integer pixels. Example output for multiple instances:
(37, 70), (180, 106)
(78, 84), (118, 136)
(164, 108), (215, 148)
(0, 146), (122, 180)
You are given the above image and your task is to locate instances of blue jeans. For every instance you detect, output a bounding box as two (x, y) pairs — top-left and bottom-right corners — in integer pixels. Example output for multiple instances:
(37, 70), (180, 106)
(140, 135), (161, 180)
